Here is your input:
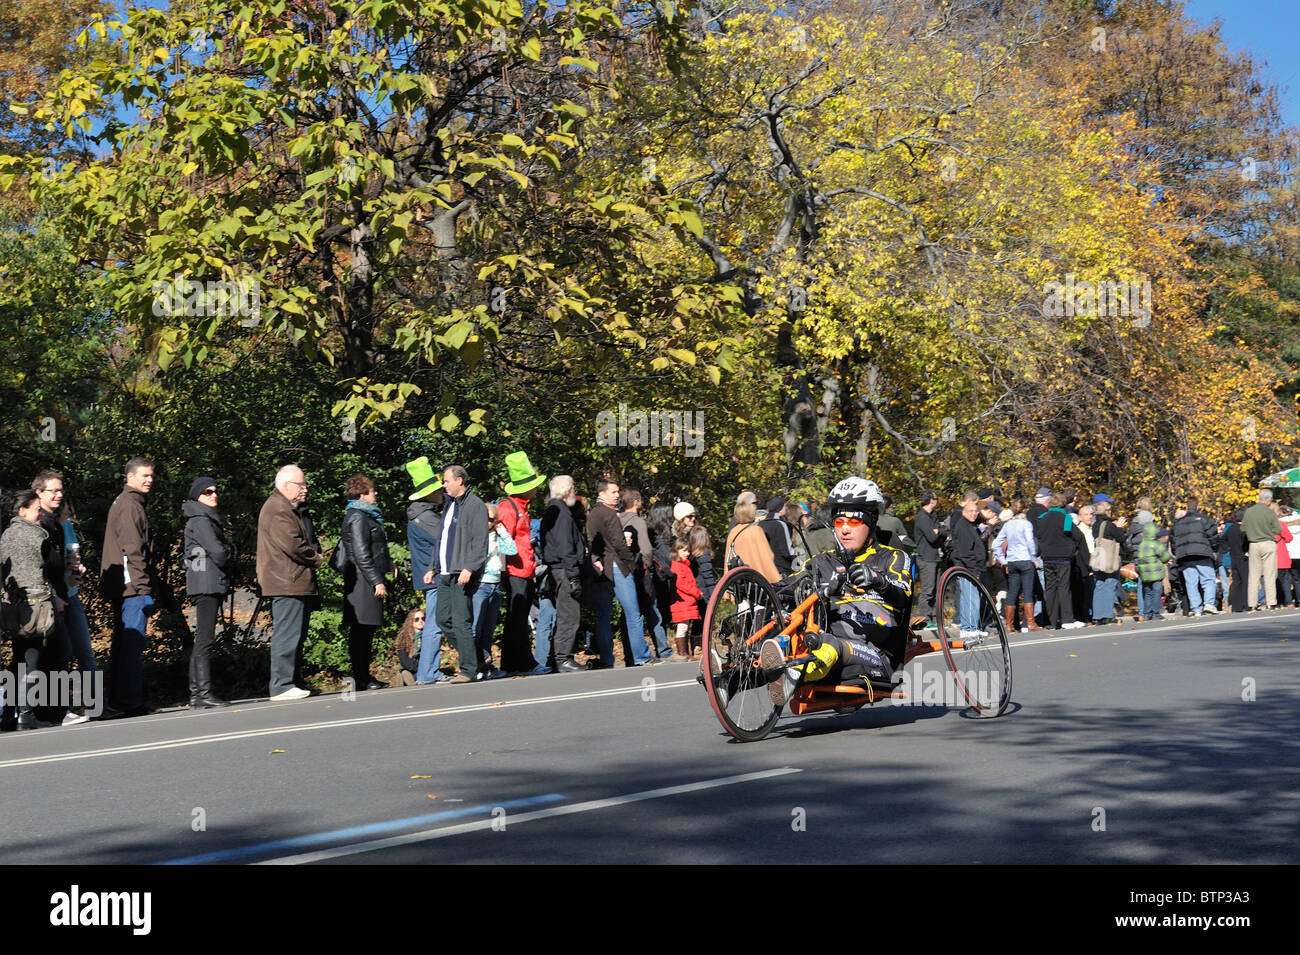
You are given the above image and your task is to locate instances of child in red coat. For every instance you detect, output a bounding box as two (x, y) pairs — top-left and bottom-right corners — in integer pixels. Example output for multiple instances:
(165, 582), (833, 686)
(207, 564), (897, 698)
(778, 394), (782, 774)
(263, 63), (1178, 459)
(670, 539), (702, 660)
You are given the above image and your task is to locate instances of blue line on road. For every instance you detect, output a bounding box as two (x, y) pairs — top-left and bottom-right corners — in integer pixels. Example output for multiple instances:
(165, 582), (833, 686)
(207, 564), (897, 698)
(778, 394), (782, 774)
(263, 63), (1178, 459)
(158, 793), (566, 865)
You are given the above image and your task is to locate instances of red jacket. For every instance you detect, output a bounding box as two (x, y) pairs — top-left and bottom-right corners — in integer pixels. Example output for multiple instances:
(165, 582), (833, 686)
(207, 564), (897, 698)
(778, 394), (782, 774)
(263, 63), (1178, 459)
(498, 495), (535, 578)
(670, 558), (702, 623)
(1278, 522), (1293, 570)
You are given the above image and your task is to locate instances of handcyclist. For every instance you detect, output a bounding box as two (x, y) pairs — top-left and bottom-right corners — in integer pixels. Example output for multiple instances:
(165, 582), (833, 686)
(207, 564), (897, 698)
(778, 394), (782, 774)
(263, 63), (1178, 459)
(762, 476), (915, 705)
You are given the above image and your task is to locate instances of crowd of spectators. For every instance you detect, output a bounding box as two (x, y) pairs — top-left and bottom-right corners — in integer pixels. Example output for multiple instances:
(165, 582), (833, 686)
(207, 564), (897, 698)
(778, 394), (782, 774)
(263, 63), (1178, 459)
(906, 485), (1300, 633)
(3, 456), (1296, 731)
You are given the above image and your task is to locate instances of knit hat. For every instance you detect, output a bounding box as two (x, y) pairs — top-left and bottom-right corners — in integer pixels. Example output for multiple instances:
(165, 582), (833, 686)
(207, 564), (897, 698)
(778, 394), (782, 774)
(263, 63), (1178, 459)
(188, 476), (218, 501)
(502, 451), (546, 495)
(405, 456), (443, 502)
(673, 501), (696, 521)
(766, 496), (785, 514)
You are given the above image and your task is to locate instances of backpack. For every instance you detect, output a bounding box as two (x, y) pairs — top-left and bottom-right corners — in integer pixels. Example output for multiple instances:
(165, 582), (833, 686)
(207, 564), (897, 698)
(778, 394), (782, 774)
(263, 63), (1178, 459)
(502, 498), (549, 583)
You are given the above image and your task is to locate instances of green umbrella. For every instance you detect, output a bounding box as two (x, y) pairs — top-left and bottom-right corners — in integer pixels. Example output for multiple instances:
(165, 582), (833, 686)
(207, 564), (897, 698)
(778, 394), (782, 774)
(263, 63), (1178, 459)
(1259, 467), (1300, 488)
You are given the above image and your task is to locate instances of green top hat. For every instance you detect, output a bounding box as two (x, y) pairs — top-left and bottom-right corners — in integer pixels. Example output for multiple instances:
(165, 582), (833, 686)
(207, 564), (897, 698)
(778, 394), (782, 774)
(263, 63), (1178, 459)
(405, 456), (443, 501)
(503, 451), (546, 496)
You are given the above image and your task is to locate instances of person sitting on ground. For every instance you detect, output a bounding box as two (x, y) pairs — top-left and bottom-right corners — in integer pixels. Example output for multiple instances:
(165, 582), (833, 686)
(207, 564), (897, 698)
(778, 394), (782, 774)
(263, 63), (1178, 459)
(393, 607), (425, 685)
(760, 477), (914, 705)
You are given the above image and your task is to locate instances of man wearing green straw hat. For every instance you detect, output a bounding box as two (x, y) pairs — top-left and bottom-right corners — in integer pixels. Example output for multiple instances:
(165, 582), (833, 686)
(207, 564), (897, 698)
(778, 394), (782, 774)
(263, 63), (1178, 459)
(498, 451), (551, 675)
(404, 457), (446, 684)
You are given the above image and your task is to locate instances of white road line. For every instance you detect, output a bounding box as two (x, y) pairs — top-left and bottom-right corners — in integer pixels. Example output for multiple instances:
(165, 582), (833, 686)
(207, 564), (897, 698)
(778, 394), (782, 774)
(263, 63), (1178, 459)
(256, 766), (804, 864)
(1003, 609), (1299, 651)
(0, 679), (701, 770)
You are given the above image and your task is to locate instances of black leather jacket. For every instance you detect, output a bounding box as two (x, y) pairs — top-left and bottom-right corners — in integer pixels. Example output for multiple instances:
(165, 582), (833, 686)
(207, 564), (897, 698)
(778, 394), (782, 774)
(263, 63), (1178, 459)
(340, 507), (389, 588)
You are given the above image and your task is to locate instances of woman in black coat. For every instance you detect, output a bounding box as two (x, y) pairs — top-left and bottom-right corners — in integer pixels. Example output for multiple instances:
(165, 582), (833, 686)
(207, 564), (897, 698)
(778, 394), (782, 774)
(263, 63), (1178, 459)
(183, 477), (232, 708)
(339, 475), (393, 690)
(1222, 510), (1248, 614)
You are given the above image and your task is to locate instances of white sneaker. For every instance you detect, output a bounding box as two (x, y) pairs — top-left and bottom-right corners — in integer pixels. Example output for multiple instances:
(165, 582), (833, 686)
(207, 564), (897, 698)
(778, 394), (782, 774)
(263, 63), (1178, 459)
(271, 687), (310, 701)
(1062, 621), (1085, 630)
(62, 711), (90, 726)
(1192, 610), (1203, 618)
(1203, 606), (1220, 614)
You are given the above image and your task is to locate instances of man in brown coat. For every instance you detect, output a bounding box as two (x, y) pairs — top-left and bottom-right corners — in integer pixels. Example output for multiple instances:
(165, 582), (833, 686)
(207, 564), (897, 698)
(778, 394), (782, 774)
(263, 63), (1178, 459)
(587, 477), (648, 667)
(100, 457), (154, 716)
(257, 465), (322, 700)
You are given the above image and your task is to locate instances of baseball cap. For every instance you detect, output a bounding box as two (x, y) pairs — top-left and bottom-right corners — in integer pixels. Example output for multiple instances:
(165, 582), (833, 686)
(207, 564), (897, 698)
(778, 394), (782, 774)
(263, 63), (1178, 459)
(1035, 487), (1052, 500)
(1092, 493), (1115, 504)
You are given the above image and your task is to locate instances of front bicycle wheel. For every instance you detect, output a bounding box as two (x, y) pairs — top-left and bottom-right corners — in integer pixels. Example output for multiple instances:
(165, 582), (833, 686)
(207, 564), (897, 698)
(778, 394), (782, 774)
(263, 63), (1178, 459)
(935, 567), (1013, 717)
(700, 567), (787, 741)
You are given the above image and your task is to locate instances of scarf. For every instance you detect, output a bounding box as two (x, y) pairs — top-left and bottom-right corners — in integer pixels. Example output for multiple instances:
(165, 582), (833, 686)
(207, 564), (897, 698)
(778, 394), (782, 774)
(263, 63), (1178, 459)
(345, 499), (384, 526)
(1043, 506), (1073, 532)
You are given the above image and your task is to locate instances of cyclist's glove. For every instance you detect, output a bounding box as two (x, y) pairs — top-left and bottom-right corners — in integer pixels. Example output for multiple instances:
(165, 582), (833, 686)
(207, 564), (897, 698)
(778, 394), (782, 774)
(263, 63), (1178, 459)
(845, 561), (883, 593)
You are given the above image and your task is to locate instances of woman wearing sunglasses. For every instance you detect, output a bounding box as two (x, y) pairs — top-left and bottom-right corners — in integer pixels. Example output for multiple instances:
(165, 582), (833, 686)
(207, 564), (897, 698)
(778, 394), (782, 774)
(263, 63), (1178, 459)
(182, 477), (233, 708)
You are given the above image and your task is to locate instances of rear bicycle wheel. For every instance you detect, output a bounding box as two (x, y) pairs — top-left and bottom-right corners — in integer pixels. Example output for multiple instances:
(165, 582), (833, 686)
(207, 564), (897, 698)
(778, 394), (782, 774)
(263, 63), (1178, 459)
(700, 567), (787, 741)
(935, 567), (1013, 717)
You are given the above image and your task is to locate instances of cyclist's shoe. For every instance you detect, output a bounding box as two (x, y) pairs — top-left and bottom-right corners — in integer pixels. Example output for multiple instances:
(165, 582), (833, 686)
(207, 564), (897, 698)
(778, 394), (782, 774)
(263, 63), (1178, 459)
(760, 639), (799, 706)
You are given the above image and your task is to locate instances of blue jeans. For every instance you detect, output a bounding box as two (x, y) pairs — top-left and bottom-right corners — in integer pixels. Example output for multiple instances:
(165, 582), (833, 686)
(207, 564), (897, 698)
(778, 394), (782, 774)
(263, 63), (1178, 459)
(613, 563), (649, 664)
(1181, 562), (1216, 614)
(535, 596), (556, 668)
(1092, 574), (1119, 621)
(1141, 580), (1164, 618)
(414, 588), (443, 683)
(471, 580), (502, 668)
(65, 593), (96, 673)
(959, 575), (980, 632)
(593, 566), (650, 667)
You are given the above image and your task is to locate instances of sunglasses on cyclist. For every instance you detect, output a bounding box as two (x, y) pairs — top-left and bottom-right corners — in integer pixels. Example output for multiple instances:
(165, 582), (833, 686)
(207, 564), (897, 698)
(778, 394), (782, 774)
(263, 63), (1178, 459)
(832, 515), (867, 529)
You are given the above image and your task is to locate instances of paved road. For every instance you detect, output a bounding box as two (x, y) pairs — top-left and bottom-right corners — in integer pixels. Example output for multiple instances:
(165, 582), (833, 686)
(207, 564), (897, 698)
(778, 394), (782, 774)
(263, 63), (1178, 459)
(2, 610), (1296, 864)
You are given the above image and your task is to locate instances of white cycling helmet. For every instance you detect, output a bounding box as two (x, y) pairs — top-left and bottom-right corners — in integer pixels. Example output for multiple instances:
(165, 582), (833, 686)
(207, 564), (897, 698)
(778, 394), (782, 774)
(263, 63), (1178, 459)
(827, 476), (885, 524)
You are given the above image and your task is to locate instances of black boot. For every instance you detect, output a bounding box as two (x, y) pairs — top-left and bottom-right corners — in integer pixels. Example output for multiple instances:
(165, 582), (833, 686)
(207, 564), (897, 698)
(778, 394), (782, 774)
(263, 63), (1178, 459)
(191, 654), (229, 708)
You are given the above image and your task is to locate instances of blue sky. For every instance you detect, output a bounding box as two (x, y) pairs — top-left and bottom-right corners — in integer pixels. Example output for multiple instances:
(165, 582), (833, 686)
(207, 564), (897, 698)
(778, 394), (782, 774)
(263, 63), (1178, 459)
(1183, 0), (1299, 129)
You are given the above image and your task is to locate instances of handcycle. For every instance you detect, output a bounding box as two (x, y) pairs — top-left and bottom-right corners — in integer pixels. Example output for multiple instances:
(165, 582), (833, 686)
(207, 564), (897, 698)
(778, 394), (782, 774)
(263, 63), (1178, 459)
(698, 562), (1013, 741)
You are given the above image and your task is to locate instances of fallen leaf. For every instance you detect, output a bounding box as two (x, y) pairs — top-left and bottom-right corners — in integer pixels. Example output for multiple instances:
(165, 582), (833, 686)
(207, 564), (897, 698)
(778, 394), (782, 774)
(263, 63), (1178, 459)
(426, 794), (438, 800)
(1068, 654), (1078, 658)
(270, 749), (285, 754)
(410, 774), (432, 779)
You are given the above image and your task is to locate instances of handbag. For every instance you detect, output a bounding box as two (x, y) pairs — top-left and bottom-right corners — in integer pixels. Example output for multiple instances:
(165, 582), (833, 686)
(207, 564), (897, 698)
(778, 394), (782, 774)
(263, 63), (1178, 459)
(329, 539), (347, 573)
(1, 589), (55, 638)
(1091, 521), (1122, 574)
(727, 524), (756, 571)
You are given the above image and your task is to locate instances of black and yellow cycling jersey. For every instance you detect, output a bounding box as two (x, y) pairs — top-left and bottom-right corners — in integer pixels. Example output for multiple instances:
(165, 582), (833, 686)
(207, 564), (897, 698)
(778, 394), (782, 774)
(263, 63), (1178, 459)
(809, 539), (914, 666)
